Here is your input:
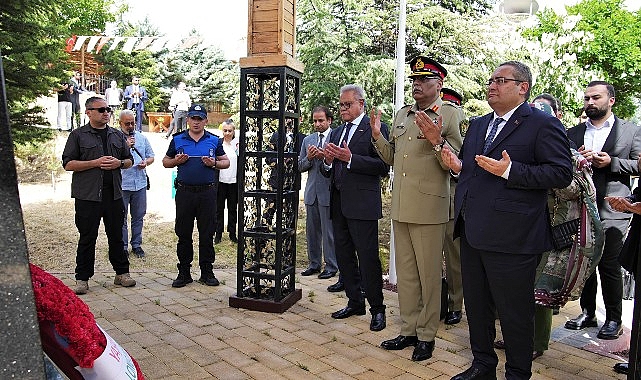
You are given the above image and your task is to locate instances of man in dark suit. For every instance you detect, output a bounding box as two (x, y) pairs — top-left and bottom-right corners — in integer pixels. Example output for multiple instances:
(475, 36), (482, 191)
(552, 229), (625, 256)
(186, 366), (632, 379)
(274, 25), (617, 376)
(441, 61), (572, 380)
(321, 84), (389, 332)
(564, 81), (641, 340)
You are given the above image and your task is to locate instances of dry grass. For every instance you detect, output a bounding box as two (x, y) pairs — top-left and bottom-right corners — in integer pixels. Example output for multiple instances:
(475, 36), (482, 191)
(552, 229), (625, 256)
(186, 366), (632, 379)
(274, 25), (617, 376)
(24, 194), (392, 275)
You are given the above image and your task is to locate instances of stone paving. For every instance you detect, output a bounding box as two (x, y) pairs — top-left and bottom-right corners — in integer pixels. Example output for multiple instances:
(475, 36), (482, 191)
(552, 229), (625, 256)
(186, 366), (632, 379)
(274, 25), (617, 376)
(50, 269), (629, 380)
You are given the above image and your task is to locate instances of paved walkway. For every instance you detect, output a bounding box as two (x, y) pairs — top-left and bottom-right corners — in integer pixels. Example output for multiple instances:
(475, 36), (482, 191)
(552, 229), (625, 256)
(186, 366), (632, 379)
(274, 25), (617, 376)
(51, 270), (628, 380)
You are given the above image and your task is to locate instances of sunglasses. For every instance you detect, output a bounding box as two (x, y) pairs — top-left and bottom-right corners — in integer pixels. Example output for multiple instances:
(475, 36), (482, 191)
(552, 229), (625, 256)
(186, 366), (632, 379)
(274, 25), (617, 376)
(122, 121), (135, 126)
(87, 107), (113, 113)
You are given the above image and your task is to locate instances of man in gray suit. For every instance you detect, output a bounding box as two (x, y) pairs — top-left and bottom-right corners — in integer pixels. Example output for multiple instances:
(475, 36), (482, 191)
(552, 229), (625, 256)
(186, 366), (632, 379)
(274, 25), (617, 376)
(298, 106), (337, 279)
(565, 81), (641, 339)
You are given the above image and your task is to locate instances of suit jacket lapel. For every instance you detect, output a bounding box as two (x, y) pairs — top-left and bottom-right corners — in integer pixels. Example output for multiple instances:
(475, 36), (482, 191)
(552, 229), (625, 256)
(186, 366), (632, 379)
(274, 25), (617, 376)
(484, 103), (530, 155)
(601, 117), (619, 153)
(475, 114), (494, 155)
(347, 117), (370, 147)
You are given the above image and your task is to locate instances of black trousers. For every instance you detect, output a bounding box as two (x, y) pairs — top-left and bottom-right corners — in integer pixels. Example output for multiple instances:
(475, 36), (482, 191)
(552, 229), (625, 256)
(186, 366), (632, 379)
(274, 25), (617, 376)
(330, 189), (384, 314)
(580, 218), (628, 322)
(74, 193), (129, 280)
(175, 186), (217, 271)
(460, 226), (539, 380)
(216, 182), (238, 236)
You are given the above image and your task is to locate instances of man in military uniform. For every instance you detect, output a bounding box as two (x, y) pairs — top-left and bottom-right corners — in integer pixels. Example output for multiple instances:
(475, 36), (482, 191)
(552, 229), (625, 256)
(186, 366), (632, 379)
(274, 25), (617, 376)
(440, 88), (466, 326)
(371, 57), (464, 361)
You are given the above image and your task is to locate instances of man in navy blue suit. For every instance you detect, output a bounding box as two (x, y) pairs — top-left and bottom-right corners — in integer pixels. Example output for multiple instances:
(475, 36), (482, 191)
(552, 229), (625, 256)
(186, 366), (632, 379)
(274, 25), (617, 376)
(321, 84), (389, 332)
(441, 61), (572, 380)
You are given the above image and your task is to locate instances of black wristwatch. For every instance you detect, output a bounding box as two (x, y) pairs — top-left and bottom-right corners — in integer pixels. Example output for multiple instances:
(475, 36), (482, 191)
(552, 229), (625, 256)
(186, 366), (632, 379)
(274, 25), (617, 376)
(120, 160), (125, 168)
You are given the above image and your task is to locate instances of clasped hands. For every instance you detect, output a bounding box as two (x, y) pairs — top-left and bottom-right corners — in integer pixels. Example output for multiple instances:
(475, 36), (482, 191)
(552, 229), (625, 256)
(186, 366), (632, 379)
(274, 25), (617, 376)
(97, 156), (122, 170)
(605, 196), (641, 215)
(324, 142), (351, 165)
(577, 145), (611, 168)
(441, 146), (512, 177)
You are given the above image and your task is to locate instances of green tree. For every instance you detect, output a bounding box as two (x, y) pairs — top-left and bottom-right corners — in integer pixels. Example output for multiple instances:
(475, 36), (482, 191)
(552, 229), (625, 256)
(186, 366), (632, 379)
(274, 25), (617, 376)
(96, 18), (164, 112)
(522, 0), (641, 119)
(297, 0), (506, 128)
(0, 0), (116, 143)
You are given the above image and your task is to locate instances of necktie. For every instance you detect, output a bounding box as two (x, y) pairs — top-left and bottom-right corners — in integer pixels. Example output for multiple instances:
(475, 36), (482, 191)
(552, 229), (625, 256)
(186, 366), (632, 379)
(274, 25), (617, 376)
(335, 123), (353, 189)
(318, 133), (324, 148)
(340, 123), (353, 146)
(483, 117), (504, 154)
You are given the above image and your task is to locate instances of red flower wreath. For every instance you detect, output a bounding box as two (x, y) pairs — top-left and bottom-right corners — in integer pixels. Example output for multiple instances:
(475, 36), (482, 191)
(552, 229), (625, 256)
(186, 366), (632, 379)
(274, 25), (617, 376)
(30, 263), (145, 379)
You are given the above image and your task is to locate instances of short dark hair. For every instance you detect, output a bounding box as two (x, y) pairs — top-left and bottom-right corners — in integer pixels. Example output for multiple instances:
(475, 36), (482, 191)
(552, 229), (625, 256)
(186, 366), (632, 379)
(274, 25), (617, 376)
(499, 61), (532, 100)
(533, 93), (561, 114)
(587, 80), (615, 98)
(312, 106), (333, 121)
(85, 96), (105, 108)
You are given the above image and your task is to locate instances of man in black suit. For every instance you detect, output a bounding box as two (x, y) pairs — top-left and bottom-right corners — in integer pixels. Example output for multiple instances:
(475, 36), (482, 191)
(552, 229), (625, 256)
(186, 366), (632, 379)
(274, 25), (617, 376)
(564, 81), (641, 339)
(441, 61), (572, 380)
(321, 84), (389, 332)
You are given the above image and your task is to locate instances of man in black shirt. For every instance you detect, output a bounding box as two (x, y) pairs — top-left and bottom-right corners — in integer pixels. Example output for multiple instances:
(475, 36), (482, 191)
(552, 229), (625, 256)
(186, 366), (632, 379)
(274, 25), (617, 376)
(62, 96), (136, 294)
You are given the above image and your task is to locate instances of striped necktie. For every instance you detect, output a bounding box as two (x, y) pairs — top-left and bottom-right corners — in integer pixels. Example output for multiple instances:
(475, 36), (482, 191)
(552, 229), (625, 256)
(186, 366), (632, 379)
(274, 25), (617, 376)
(483, 117), (504, 154)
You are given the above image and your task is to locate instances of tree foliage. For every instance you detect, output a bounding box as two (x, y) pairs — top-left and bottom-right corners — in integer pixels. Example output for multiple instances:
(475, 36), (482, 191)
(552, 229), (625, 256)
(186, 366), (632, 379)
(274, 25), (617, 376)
(297, 0), (501, 128)
(158, 36), (238, 112)
(522, 0), (641, 119)
(0, 0), (116, 143)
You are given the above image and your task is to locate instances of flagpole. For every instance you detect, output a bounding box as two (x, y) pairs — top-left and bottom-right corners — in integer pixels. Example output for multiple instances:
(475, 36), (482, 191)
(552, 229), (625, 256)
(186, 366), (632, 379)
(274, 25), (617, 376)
(389, 0), (406, 286)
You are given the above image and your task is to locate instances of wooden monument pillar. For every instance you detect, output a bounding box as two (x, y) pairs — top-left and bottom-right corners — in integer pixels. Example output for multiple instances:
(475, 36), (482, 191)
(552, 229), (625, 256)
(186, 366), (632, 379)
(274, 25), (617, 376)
(229, 0), (304, 313)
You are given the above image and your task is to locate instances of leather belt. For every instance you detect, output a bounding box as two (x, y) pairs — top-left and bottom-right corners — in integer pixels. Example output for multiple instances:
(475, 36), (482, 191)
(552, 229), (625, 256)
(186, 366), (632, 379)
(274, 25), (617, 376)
(175, 180), (216, 192)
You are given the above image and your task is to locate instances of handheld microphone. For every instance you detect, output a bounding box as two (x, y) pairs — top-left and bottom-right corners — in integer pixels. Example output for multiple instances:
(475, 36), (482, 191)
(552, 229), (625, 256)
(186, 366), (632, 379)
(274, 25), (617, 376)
(128, 131), (144, 159)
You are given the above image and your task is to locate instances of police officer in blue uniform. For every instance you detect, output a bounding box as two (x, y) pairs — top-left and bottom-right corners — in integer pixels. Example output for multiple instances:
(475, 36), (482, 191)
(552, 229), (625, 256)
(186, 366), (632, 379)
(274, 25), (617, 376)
(162, 104), (230, 287)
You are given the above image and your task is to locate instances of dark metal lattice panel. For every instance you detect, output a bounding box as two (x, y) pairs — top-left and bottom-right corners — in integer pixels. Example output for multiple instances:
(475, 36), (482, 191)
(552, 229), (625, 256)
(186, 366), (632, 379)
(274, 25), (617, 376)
(230, 66), (302, 312)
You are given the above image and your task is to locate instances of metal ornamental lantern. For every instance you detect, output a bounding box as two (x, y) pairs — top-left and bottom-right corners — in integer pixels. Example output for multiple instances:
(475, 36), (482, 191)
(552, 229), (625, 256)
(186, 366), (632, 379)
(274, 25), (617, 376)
(229, 0), (304, 313)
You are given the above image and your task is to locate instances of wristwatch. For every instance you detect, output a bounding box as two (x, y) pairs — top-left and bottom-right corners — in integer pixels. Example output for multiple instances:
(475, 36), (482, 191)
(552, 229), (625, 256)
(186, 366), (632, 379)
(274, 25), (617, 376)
(433, 139), (447, 152)
(120, 160), (125, 168)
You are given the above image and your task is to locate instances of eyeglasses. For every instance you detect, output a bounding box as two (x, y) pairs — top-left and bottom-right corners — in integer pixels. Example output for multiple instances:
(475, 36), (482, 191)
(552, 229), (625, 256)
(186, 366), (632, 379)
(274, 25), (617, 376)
(486, 77), (523, 86)
(122, 121), (135, 126)
(410, 76), (438, 84)
(339, 100), (361, 110)
(87, 107), (112, 113)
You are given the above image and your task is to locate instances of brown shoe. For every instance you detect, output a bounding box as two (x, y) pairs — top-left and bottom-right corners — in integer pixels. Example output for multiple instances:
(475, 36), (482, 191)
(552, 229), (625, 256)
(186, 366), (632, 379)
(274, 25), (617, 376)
(74, 280), (89, 295)
(114, 273), (136, 287)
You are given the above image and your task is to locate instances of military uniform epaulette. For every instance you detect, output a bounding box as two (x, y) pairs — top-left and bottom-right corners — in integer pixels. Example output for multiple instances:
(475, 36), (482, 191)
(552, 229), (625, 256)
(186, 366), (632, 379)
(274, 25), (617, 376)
(442, 101), (462, 110)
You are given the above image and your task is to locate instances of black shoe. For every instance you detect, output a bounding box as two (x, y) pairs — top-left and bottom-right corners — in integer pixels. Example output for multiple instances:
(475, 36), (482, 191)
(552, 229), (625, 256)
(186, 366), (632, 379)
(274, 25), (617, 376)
(532, 350), (544, 360)
(214, 235), (222, 244)
(613, 362), (629, 374)
(564, 311), (598, 330)
(493, 340), (505, 350)
(172, 273), (193, 288)
(327, 281), (344, 292)
(301, 267), (320, 276)
(370, 312), (386, 331)
(331, 305), (366, 319)
(132, 247), (145, 258)
(411, 340), (435, 361)
(318, 270), (336, 279)
(597, 320), (623, 340)
(229, 233), (238, 243)
(123, 249), (130, 257)
(444, 310), (462, 325)
(198, 273), (220, 286)
(451, 366), (497, 380)
(381, 335), (419, 350)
